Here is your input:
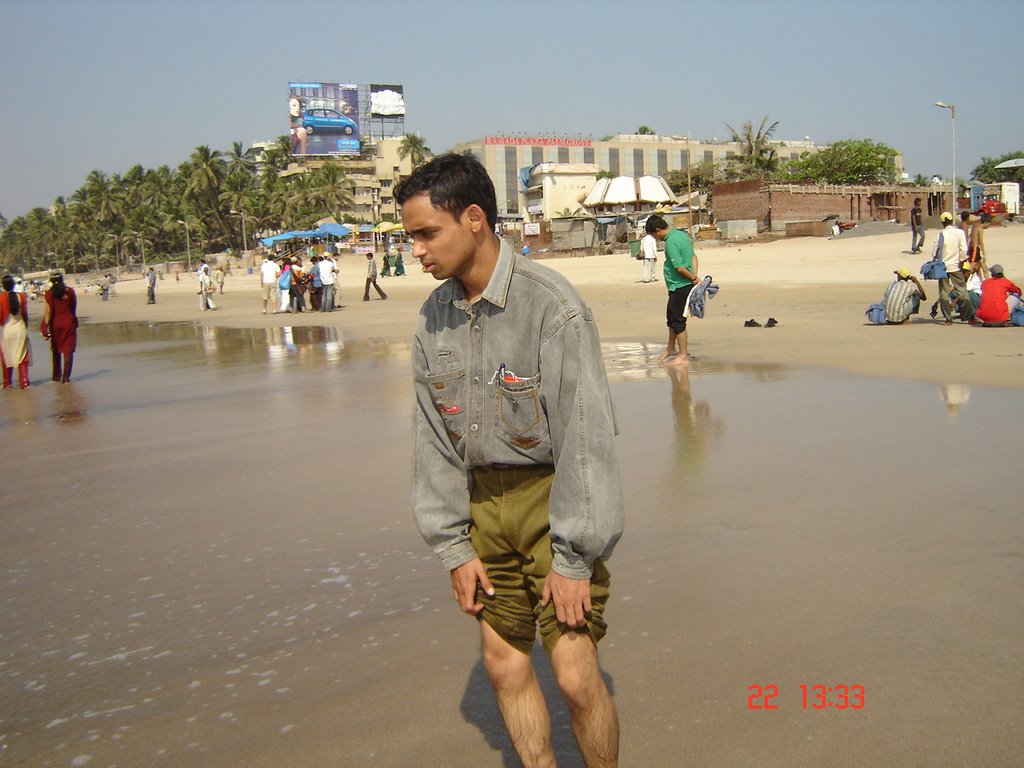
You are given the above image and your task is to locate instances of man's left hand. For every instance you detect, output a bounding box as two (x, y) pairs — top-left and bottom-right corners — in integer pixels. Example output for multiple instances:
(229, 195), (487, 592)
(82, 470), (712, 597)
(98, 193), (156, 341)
(541, 570), (592, 629)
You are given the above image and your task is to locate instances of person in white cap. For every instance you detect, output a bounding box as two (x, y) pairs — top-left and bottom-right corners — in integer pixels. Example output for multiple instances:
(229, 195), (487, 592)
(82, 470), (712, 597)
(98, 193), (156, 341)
(933, 212), (972, 324)
(883, 267), (927, 324)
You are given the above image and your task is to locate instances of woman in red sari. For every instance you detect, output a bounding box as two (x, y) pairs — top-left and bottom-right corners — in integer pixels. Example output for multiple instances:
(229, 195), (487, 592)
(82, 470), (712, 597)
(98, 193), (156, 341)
(41, 272), (78, 383)
(1, 274), (31, 389)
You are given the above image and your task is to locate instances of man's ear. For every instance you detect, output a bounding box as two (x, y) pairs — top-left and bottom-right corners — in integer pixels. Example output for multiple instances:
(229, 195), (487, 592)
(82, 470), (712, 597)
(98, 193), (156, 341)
(465, 204), (485, 232)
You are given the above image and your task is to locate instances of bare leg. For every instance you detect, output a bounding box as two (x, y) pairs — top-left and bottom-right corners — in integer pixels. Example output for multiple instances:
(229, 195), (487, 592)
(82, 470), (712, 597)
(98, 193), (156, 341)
(550, 632), (619, 768)
(656, 329), (678, 363)
(480, 621), (556, 768)
(666, 330), (689, 366)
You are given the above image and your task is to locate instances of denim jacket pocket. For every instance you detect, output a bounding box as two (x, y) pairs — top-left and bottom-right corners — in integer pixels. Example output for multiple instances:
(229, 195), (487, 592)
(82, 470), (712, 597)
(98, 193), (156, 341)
(426, 368), (467, 442)
(494, 373), (547, 449)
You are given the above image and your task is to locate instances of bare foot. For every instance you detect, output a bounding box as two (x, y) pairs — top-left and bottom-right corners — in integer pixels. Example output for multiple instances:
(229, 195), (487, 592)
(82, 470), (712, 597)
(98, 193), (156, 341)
(656, 350), (674, 363)
(666, 355), (690, 367)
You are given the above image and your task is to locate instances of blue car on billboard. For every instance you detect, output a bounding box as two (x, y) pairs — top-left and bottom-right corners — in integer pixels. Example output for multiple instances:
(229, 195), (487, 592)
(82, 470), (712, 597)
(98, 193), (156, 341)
(302, 108), (357, 136)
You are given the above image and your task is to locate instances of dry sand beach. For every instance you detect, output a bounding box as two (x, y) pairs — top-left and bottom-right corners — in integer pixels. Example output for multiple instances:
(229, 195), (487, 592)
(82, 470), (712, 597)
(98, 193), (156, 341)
(2, 224), (1023, 767)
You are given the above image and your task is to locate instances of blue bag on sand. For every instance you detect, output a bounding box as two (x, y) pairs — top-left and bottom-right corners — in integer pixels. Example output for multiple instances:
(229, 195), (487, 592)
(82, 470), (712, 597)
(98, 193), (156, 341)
(1011, 307), (1024, 327)
(866, 303), (886, 324)
(920, 259), (947, 280)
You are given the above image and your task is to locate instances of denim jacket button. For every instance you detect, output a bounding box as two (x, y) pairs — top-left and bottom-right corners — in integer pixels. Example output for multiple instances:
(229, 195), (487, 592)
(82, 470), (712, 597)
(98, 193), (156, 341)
(470, 423), (479, 432)
(472, 376), (480, 385)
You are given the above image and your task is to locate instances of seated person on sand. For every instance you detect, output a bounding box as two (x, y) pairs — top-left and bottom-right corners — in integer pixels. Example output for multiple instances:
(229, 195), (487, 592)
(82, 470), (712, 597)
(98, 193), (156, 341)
(963, 260), (982, 312)
(975, 264), (1021, 326)
(883, 267), (926, 324)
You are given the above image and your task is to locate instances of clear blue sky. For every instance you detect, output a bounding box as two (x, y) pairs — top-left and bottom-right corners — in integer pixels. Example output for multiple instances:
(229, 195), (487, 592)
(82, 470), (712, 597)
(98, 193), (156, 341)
(1, 0), (1021, 220)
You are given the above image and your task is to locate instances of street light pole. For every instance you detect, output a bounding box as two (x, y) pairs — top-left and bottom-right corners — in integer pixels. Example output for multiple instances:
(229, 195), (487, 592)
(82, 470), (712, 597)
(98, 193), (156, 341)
(935, 101), (956, 214)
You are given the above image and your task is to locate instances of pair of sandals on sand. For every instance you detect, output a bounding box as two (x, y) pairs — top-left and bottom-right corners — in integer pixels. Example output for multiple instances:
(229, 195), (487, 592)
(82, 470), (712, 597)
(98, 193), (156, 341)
(744, 318), (778, 328)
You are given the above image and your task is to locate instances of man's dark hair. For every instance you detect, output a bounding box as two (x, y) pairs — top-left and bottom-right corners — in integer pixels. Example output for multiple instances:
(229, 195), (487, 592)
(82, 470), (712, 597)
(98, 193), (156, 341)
(645, 215), (668, 234)
(913, 198), (921, 205)
(979, 212), (993, 223)
(395, 153), (498, 230)
(960, 211), (971, 222)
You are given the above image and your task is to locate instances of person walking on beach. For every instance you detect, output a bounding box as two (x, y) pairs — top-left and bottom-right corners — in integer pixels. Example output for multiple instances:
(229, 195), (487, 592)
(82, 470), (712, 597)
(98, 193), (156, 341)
(934, 212), (972, 324)
(640, 224), (658, 282)
(362, 253), (388, 301)
(398, 154), (624, 768)
(213, 265), (226, 294)
(146, 267), (157, 304)
(910, 198), (925, 253)
(647, 214), (698, 365)
(197, 259), (217, 311)
(41, 272), (78, 383)
(260, 254), (280, 314)
(1, 274), (31, 389)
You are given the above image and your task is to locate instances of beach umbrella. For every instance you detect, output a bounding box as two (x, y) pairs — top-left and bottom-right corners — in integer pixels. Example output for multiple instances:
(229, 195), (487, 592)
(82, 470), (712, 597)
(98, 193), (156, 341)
(994, 158), (1024, 169)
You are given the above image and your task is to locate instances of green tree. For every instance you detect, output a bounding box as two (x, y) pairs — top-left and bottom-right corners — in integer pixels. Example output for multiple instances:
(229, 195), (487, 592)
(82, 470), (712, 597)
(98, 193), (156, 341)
(971, 151), (1024, 185)
(637, 125), (655, 135)
(398, 134), (432, 168)
(724, 116), (780, 179)
(786, 139), (899, 185)
(306, 162), (355, 224)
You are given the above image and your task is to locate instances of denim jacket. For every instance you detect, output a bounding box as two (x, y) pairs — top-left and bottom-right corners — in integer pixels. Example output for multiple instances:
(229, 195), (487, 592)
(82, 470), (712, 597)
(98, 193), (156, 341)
(412, 240), (624, 579)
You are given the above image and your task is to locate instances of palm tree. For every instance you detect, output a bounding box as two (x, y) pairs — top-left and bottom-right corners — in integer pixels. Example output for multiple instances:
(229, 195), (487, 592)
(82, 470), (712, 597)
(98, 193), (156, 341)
(637, 125), (655, 135)
(307, 162), (355, 223)
(398, 134), (431, 169)
(724, 116), (780, 179)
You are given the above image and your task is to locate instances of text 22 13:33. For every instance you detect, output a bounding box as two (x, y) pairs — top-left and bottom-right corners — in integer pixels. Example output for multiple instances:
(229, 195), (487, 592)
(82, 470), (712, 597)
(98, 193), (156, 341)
(748, 684), (866, 710)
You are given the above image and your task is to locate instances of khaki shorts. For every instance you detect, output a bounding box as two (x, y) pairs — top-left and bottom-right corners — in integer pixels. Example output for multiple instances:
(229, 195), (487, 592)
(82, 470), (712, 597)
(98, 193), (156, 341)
(470, 465), (610, 655)
(261, 283), (276, 301)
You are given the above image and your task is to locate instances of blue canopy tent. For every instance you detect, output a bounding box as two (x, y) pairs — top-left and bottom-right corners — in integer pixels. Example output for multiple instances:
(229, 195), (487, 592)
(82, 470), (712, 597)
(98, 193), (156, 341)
(315, 223), (352, 237)
(261, 224), (352, 248)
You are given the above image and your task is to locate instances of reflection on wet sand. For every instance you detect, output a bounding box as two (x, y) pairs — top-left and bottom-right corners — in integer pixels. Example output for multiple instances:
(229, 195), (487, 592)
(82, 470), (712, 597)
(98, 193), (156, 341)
(666, 363), (723, 480)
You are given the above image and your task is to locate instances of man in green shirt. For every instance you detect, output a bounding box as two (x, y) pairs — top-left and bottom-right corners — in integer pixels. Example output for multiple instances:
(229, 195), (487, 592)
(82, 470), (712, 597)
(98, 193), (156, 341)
(646, 215), (698, 365)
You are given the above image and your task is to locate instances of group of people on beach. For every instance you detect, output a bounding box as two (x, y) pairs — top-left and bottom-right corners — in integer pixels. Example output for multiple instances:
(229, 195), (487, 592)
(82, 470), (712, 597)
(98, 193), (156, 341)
(258, 248), (395, 315)
(880, 206), (1020, 325)
(0, 271), (79, 388)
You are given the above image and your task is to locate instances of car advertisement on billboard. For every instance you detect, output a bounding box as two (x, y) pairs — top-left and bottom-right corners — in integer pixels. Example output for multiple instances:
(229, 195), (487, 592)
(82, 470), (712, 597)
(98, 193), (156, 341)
(288, 82), (360, 156)
(369, 84), (405, 117)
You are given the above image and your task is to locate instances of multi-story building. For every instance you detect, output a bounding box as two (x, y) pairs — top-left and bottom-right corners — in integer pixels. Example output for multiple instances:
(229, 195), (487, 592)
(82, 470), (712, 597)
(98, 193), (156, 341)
(449, 134), (820, 219)
(248, 137), (414, 222)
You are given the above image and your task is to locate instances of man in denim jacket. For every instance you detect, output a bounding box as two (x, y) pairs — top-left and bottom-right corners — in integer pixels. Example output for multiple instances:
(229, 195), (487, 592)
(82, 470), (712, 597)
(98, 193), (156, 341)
(398, 154), (624, 767)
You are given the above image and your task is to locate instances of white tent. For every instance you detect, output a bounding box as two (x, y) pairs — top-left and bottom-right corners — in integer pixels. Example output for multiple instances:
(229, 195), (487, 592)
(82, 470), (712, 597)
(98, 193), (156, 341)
(582, 175), (676, 208)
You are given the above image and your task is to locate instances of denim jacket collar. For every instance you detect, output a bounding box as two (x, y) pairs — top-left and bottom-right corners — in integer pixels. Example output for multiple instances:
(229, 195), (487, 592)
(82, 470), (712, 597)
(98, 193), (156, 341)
(438, 239), (515, 311)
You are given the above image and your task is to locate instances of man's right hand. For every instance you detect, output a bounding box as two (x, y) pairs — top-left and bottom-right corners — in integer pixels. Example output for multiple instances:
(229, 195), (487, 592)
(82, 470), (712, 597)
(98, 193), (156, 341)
(450, 558), (494, 616)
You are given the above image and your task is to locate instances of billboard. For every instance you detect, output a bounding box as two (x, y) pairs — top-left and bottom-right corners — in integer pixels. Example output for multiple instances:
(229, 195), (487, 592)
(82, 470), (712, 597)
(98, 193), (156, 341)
(369, 84), (405, 117)
(288, 82), (361, 156)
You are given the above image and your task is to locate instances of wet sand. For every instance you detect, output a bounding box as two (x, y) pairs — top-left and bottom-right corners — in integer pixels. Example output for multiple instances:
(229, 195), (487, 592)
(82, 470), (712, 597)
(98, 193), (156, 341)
(2, 227), (1023, 766)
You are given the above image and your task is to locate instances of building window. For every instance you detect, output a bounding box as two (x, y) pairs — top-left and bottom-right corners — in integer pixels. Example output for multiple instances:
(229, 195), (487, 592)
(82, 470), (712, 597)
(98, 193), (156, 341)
(558, 147), (569, 163)
(680, 150), (689, 167)
(583, 147), (595, 164)
(608, 148), (620, 177)
(704, 150), (713, 163)
(657, 149), (668, 175)
(633, 149), (644, 176)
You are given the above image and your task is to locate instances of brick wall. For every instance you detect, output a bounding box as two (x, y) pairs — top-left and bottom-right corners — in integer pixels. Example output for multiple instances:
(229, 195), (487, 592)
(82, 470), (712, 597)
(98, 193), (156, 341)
(713, 183), (951, 231)
(712, 181), (767, 229)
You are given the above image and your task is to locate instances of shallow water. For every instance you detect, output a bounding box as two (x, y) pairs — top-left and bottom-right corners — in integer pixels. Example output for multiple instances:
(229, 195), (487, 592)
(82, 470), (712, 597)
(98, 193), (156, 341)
(1, 322), (1021, 767)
